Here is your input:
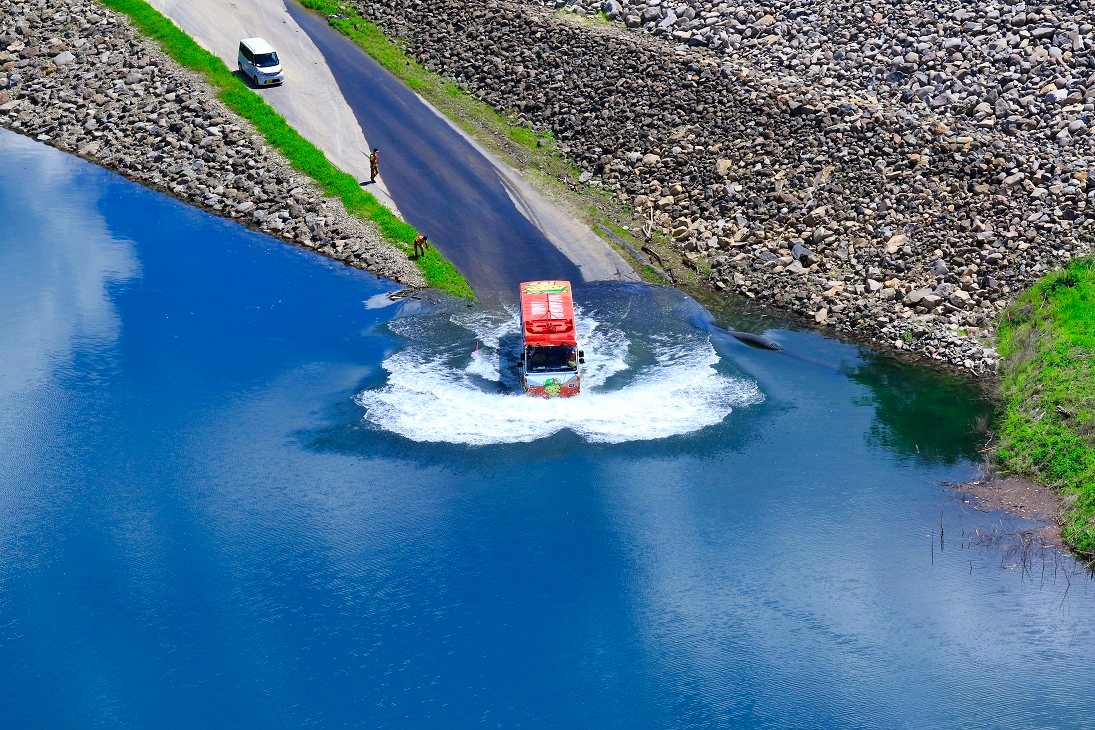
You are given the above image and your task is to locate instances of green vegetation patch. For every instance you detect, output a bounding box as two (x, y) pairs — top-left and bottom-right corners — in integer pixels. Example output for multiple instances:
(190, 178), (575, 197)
(997, 257), (1095, 555)
(97, 0), (472, 299)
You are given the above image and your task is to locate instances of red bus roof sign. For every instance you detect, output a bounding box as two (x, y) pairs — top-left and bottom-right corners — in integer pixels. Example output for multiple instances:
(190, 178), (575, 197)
(520, 280), (576, 347)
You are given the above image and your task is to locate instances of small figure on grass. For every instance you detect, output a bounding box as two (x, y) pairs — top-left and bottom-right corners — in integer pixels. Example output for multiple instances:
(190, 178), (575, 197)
(413, 234), (429, 258)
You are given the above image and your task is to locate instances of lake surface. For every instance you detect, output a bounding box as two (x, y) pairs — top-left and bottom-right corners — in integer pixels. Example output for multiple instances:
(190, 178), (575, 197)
(2, 128), (1093, 728)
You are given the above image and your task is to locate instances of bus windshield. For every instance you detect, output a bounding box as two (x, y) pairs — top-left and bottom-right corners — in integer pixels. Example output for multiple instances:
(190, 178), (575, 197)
(525, 346), (577, 373)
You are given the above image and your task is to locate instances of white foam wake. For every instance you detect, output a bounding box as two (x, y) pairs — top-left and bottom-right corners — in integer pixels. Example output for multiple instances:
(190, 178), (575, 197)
(356, 305), (762, 445)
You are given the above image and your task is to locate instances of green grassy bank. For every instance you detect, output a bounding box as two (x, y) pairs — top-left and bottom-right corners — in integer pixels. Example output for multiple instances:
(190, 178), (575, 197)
(98, 0), (472, 299)
(997, 257), (1095, 556)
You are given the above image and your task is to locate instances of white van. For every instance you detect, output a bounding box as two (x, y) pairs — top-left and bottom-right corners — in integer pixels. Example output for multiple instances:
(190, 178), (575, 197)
(237, 37), (284, 87)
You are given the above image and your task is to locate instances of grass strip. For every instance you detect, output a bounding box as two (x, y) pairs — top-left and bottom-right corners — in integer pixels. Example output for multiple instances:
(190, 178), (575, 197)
(996, 257), (1095, 555)
(97, 0), (473, 299)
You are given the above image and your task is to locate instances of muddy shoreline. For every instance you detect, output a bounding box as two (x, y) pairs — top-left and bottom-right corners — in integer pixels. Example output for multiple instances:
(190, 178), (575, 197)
(951, 467), (1076, 555)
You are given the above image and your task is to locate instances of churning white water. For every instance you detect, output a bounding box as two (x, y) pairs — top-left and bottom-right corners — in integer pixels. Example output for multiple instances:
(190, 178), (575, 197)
(355, 300), (762, 445)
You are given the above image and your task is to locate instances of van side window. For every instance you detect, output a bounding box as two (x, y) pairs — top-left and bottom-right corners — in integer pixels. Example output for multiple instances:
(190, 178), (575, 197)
(239, 44), (253, 63)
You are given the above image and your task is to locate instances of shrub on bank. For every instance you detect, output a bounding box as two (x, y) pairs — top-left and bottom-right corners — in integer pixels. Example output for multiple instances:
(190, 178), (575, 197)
(98, 0), (473, 300)
(997, 257), (1095, 555)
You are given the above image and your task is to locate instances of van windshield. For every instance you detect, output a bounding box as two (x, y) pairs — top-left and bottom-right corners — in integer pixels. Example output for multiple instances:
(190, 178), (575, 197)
(525, 346), (577, 373)
(253, 51), (279, 68)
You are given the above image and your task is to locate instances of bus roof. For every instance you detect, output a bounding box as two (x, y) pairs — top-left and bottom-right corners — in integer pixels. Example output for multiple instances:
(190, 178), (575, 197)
(520, 280), (576, 347)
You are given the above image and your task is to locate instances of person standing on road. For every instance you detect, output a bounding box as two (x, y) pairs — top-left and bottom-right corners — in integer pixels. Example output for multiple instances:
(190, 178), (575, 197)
(413, 234), (429, 258)
(368, 148), (380, 183)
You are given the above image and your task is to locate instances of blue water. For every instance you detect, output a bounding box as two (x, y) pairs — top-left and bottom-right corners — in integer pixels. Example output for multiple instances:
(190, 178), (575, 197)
(2, 129), (1093, 728)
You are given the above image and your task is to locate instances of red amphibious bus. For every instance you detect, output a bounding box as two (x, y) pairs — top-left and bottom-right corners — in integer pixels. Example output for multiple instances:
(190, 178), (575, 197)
(519, 280), (584, 397)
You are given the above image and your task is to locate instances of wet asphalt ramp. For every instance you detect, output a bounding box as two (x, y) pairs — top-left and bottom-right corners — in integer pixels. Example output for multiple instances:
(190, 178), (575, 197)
(289, 3), (617, 296)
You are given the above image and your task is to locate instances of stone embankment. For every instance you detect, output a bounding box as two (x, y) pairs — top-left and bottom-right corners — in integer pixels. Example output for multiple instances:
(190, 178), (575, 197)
(355, 0), (1095, 372)
(0, 0), (423, 287)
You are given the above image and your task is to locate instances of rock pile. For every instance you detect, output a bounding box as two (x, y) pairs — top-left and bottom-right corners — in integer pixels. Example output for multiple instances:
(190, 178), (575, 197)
(581, 0), (1095, 144)
(0, 0), (423, 287)
(355, 0), (1094, 373)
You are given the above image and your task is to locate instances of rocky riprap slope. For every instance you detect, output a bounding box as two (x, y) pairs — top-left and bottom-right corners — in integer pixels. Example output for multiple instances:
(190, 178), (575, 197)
(355, 0), (1094, 372)
(584, 0), (1094, 143)
(0, 0), (423, 287)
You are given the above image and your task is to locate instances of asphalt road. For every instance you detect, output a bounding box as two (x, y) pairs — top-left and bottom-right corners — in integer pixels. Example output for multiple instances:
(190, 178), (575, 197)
(288, 3), (637, 296)
(146, 0), (636, 297)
